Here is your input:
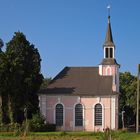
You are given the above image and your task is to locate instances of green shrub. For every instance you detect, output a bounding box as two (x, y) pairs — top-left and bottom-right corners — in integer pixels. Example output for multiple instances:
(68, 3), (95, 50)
(28, 113), (56, 132)
(60, 131), (66, 136)
(0, 123), (21, 132)
(28, 113), (45, 132)
(98, 128), (120, 140)
(45, 123), (56, 132)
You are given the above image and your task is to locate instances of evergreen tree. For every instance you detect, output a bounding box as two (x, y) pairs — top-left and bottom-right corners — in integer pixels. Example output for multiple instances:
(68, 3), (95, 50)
(0, 39), (10, 123)
(41, 77), (52, 88)
(4, 32), (43, 123)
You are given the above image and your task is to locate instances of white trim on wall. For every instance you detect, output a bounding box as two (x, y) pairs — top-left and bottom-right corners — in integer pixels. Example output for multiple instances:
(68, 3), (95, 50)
(106, 66), (112, 75)
(113, 47), (115, 58)
(99, 65), (103, 75)
(104, 47), (106, 58)
(39, 95), (47, 121)
(110, 97), (111, 129)
(111, 97), (115, 129)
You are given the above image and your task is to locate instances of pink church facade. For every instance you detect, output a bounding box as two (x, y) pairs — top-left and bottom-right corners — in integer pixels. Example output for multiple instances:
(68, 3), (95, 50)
(39, 95), (118, 131)
(39, 15), (120, 131)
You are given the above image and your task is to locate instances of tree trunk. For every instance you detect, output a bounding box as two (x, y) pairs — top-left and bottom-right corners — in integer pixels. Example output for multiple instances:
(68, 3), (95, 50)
(0, 95), (2, 124)
(8, 95), (14, 124)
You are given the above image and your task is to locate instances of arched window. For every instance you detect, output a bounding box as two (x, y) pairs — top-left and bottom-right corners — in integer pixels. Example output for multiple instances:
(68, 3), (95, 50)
(106, 67), (111, 75)
(105, 48), (109, 58)
(75, 104), (83, 126)
(110, 48), (113, 58)
(105, 47), (114, 58)
(95, 103), (102, 126)
(55, 104), (63, 126)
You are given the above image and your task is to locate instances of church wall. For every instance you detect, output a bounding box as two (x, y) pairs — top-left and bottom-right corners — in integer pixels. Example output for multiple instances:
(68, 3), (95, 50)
(81, 97), (97, 131)
(81, 97), (112, 131)
(39, 95), (47, 118)
(39, 94), (118, 131)
(101, 65), (119, 92)
(115, 95), (119, 129)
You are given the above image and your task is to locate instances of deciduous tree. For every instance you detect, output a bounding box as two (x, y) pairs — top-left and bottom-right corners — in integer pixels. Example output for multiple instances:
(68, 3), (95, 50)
(119, 72), (137, 126)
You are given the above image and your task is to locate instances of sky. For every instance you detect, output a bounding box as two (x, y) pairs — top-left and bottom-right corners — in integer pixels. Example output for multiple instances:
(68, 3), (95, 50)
(0, 0), (140, 78)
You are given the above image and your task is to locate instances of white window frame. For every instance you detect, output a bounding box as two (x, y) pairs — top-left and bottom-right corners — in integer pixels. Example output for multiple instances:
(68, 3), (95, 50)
(54, 103), (65, 127)
(73, 103), (85, 128)
(93, 102), (104, 130)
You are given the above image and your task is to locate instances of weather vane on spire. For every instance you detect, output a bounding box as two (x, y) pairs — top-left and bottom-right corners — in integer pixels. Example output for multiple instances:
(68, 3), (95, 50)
(107, 5), (111, 17)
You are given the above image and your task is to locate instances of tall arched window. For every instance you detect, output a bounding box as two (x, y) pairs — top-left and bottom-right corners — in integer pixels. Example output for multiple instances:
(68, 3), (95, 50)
(105, 48), (109, 58)
(105, 47), (114, 58)
(55, 104), (63, 126)
(75, 104), (83, 126)
(95, 103), (102, 126)
(106, 67), (111, 75)
(110, 48), (113, 58)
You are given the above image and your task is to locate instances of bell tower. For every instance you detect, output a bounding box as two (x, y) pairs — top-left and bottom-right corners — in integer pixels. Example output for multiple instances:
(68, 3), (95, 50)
(104, 16), (115, 59)
(99, 14), (120, 92)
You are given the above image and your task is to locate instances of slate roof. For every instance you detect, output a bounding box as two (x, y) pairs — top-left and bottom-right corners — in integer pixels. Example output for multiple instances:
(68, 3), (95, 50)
(100, 58), (120, 66)
(39, 67), (117, 96)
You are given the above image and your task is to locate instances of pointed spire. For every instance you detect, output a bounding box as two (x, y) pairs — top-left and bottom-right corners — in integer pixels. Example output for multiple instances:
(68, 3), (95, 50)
(103, 6), (115, 47)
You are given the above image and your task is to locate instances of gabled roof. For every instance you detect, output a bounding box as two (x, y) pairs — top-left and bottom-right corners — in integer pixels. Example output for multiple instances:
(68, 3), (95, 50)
(39, 67), (117, 96)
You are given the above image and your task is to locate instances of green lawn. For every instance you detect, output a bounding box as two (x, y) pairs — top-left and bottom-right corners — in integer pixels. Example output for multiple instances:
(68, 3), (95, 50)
(0, 131), (140, 140)
(117, 132), (140, 140)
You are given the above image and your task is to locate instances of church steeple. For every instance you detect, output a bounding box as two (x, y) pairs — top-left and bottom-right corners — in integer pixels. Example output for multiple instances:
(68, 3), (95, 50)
(99, 8), (120, 92)
(103, 16), (115, 47)
(103, 15), (115, 59)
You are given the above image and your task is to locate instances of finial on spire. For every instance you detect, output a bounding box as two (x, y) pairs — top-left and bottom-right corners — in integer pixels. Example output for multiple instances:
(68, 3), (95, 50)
(107, 5), (111, 16)
(107, 5), (111, 22)
(103, 5), (115, 48)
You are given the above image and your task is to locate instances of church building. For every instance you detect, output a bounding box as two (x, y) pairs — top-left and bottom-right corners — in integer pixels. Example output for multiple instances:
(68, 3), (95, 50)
(39, 15), (120, 131)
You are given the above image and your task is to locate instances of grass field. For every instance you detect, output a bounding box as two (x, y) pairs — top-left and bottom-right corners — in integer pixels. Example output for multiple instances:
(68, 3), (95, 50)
(0, 131), (140, 140)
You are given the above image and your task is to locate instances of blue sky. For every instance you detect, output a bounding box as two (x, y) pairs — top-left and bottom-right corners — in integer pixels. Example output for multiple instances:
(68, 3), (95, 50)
(0, 0), (140, 78)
